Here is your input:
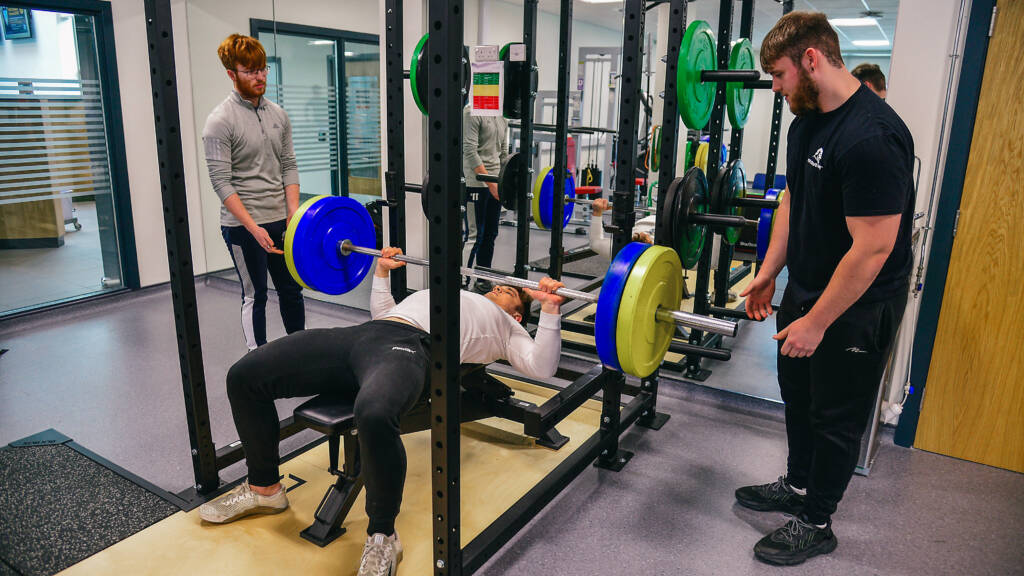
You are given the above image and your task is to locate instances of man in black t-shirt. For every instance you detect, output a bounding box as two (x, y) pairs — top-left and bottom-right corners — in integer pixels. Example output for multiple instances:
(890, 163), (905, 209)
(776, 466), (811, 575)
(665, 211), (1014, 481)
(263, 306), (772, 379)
(734, 12), (914, 567)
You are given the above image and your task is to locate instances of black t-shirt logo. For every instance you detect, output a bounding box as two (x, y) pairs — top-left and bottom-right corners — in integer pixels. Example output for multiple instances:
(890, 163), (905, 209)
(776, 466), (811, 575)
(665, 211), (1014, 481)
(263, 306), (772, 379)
(808, 147), (824, 170)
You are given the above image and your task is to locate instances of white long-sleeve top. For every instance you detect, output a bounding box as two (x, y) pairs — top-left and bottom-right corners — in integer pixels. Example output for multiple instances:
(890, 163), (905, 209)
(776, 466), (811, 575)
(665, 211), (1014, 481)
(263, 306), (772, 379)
(589, 213), (657, 259)
(370, 276), (562, 379)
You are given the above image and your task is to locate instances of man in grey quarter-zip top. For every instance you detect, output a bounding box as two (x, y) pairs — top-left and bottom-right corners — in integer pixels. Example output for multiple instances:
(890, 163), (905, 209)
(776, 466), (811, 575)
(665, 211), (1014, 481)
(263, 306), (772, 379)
(203, 34), (305, 350)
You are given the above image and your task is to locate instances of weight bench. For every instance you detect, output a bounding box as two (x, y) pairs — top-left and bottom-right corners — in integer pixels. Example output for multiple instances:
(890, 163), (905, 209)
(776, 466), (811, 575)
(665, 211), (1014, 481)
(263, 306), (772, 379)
(292, 363), (568, 547)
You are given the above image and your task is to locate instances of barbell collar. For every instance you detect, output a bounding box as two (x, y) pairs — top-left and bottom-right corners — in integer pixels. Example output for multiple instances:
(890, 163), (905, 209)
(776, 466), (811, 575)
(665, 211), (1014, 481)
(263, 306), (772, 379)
(337, 240), (736, 336)
(700, 69), (761, 83)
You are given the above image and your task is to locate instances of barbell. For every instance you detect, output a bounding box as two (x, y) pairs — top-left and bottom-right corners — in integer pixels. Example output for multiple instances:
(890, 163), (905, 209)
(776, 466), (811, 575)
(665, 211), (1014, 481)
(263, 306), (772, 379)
(283, 195), (737, 378)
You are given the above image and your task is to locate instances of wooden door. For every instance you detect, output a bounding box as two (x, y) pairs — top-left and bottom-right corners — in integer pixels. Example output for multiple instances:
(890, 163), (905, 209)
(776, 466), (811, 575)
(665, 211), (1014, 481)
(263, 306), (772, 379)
(914, 0), (1024, 473)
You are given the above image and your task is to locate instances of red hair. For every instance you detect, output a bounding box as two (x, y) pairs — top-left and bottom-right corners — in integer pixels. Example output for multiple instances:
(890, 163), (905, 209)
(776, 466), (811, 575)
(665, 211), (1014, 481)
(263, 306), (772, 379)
(217, 34), (266, 71)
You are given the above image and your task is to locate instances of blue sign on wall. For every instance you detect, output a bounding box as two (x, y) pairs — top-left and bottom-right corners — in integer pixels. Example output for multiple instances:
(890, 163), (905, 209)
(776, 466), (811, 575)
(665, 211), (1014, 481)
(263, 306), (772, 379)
(2, 7), (33, 41)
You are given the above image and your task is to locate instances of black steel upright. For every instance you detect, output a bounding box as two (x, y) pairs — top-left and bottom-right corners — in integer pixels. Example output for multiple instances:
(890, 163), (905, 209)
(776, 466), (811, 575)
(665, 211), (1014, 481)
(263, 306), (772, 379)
(547, 0), (573, 279)
(514, 1), (539, 279)
(653, 0), (687, 239)
(143, 0), (218, 495)
(728, 0), (754, 159)
(384, 0), (408, 299)
(685, 0), (734, 378)
(763, 0), (794, 189)
(596, 0), (647, 464)
(609, 0), (644, 258)
(713, 0), (754, 309)
(643, 0), (689, 429)
(426, 0), (465, 573)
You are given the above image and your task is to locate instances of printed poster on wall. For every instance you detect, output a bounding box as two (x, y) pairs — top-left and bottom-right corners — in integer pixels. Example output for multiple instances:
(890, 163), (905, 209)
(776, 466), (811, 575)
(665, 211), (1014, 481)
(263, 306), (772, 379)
(470, 61), (503, 117)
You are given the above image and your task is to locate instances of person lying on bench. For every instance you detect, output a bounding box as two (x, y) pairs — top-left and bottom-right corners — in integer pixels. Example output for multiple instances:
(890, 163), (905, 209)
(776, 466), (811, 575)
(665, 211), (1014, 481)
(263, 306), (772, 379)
(199, 246), (565, 576)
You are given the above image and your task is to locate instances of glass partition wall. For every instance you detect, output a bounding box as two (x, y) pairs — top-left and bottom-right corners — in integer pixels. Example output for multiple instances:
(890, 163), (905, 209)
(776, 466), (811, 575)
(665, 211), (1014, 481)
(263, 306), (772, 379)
(0, 6), (129, 316)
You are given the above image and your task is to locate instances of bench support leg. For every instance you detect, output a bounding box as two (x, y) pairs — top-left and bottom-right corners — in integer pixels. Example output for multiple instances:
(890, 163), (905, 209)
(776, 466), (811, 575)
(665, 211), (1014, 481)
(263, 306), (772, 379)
(300, 433), (363, 547)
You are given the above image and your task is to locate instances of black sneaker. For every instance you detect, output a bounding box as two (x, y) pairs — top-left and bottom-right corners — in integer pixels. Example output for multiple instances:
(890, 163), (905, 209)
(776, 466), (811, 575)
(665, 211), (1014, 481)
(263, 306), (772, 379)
(735, 476), (805, 514)
(754, 515), (838, 566)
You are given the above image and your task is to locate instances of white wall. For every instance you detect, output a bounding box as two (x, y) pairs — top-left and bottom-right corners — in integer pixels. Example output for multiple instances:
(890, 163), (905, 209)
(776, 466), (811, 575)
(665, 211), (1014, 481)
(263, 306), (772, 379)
(102, 0), (195, 286)
(882, 0), (967, 419)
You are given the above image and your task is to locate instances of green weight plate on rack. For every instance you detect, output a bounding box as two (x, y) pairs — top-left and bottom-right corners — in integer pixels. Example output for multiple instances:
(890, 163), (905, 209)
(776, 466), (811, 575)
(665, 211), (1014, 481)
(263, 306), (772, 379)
(501, 43), (527, 119)
(677, 20), (716, 130)
(713, 159), (746, 245)
(410, 34), (471, 115)
(727, 39), (755, 129)
(410, 33), (429, 115)
(674, 168), (709, 269)
(616, 244), (683, 378)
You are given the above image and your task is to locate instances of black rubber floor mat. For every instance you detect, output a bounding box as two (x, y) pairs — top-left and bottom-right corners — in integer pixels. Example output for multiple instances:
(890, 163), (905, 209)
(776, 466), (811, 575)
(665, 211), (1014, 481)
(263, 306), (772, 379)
(0, 430), (179, 576)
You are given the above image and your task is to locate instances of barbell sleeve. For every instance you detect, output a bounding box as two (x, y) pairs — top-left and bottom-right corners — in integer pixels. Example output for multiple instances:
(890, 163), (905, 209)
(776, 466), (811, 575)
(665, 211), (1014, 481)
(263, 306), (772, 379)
(690, 213), (757, 228)
(338, 240), (737, 337)
(569, 197), (657, 213)
(475, 173), (500, 184)
(732, 197), (780, 209)
(700, 69), (761, 83)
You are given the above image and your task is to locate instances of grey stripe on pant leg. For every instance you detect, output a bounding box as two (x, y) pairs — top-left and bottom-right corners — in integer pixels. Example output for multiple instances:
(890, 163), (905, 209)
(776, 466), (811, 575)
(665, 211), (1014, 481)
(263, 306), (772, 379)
(231, 244), (257, 350)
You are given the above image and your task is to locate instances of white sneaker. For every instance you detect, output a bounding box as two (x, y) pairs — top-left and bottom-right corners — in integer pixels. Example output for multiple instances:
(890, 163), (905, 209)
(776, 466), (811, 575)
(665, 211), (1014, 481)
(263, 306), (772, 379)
(357, 532), (403, 576)
(197, 482), (288, 523)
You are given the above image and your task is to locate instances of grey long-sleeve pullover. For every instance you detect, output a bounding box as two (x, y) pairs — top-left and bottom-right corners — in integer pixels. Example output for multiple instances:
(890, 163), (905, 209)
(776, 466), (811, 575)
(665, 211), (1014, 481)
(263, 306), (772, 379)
(462, 107), (509, 188)
(202, 91), (299, 227)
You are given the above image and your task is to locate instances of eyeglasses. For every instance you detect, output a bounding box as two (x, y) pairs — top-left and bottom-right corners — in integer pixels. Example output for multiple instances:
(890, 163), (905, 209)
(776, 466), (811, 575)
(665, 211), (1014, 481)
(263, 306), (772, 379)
(235, 66), (270, 77)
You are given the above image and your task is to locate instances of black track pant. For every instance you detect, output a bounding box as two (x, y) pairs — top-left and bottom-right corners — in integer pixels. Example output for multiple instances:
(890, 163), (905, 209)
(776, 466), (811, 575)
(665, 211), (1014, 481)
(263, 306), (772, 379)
(222, 219), (305, 349)
(776, 287), (906, 525)
(225, 320), (430, 535)
(469, 186), (502, 268)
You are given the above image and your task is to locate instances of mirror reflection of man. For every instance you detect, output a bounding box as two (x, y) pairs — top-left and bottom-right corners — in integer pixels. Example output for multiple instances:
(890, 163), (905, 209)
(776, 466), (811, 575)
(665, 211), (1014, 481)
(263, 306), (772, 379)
(463, 105), (509, 280)
(203, 34), (305, 350)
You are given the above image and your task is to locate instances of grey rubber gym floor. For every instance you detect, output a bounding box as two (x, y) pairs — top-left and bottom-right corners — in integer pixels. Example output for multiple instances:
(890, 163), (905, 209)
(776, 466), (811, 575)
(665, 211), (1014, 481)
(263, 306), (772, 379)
(2, 224), (1022, 574)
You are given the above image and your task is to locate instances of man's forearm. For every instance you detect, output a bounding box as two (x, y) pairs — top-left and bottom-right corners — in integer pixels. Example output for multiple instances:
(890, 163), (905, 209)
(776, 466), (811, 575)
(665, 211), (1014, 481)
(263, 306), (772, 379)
(285, 184), (299, 218)
(223, 194), (259, 231)
(474, 164), (488, 175)
(805, 247), (890, 329)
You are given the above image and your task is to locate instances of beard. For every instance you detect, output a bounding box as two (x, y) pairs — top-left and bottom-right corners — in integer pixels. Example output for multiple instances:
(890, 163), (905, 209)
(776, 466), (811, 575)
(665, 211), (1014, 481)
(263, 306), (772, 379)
(236, 76), (266, 101)
(787, 65), (821, 116)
